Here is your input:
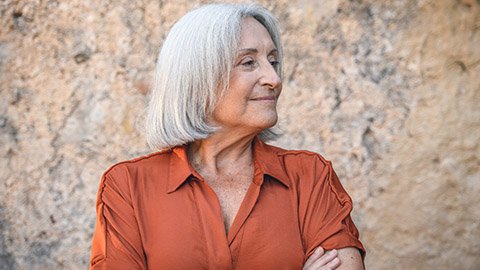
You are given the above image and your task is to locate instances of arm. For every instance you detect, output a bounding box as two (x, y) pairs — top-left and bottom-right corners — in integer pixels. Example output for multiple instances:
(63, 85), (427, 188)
(299, 156), (365, 267)
(303, 247), (363, 270)
(90, 167), (147, 270)
(336, 247), (364, 270)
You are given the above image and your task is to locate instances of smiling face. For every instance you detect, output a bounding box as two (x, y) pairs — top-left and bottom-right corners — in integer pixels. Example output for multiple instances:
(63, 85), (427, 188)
(211, 17), (282, 135)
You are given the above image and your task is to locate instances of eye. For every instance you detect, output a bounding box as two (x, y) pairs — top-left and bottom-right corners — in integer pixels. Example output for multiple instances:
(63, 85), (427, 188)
(269, 60), (280, 68)
(240, 58), (258, 68)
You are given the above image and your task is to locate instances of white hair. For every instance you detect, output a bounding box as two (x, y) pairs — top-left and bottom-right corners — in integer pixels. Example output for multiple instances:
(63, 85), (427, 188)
(146, 3), (283, 149)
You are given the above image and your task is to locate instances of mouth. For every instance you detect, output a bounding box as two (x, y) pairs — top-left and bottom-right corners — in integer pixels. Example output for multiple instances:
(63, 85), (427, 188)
(251, 96), (276, 101)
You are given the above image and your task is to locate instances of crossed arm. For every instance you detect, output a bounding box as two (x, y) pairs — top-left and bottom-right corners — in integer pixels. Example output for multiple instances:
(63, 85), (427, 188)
(303, 247), (364, 270)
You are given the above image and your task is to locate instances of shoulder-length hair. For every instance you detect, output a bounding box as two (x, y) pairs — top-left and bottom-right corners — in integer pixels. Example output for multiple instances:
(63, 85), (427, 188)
(145, 3), (283, 149)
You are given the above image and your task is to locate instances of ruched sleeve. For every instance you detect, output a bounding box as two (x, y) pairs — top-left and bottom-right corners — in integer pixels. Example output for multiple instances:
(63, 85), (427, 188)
(300, 157), (365, 258)
(90, 166), (147, 270)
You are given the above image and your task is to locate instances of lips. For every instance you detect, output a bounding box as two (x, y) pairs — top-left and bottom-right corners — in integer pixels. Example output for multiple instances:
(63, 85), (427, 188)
(251, 96), (276, 101)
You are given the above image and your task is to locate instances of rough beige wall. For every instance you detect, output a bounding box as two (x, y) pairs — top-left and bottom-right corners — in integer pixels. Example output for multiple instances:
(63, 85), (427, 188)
(0, 0), (478, 269)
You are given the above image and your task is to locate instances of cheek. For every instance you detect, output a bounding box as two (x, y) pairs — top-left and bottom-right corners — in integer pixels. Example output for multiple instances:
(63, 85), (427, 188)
(223, 84), (252, 111)
(213, 72), (258, 121)
(212, 96), (247, 123)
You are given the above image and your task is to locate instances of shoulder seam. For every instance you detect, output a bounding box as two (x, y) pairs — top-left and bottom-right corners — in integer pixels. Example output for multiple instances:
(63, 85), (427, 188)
(277, 149), (331, 165)
(261, 141), (331, 164)
(102, 149), (172, 176)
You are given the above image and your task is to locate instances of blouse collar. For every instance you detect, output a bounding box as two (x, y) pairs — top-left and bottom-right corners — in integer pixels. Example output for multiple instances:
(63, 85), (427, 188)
(166, 136), (290, 194)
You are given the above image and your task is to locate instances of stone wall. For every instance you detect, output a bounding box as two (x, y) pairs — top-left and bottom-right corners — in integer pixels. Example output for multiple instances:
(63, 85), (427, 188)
(1, 0), (479, 269)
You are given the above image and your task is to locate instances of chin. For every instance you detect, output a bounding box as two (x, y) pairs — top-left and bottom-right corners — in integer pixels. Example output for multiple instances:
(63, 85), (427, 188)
(253, 115), (278, 130)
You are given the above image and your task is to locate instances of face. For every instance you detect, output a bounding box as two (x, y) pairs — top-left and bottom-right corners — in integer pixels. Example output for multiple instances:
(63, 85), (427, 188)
(211, 17), (282, 134)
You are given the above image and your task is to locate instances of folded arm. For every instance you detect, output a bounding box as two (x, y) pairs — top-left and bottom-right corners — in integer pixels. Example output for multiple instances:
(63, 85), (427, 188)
(303, 247), (364, 270)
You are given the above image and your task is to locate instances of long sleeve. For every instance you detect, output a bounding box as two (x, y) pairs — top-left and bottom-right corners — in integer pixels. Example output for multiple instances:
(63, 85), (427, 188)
(90, 166), (147, 270)
(300, 156), (365, 258)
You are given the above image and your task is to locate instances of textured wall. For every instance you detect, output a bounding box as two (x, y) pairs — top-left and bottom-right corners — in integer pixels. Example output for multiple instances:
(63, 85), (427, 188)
(1, 0), (479, 269)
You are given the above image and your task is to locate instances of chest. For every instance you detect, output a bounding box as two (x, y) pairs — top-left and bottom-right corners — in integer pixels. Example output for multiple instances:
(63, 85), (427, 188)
(208, 175), (252, 234)
(138, 176), (305, 269)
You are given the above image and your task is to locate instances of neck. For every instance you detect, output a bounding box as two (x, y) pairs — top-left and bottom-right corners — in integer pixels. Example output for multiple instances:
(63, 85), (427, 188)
(187, 130), (257, 175)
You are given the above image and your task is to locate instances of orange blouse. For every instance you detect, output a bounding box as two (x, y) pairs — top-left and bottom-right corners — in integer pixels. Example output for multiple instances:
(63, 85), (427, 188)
(90, 137), (365, 269)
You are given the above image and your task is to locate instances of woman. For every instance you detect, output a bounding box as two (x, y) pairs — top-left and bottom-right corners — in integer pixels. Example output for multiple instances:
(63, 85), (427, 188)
(90, 3), (365, 269)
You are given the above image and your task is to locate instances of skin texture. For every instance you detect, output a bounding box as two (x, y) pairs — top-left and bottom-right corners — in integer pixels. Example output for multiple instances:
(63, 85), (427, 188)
(211, 17), (282, 134)
(304, 247), (364, 270)
(304, 247), (340, 270)
(188, 17), (281, 234)
(188, 17), (364, 269)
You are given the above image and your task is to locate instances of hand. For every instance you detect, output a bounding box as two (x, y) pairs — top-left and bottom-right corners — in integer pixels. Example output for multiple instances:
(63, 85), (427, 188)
(303, 247), (340, 270)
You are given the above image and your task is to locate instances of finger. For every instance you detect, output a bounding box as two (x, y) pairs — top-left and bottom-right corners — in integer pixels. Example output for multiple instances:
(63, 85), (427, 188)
(304, 249), (337, 270)
(323, 257), (341, 270)
(309, 249), (338, 269)
(304, 247), (324, 269)
(303, 247), (325, 269)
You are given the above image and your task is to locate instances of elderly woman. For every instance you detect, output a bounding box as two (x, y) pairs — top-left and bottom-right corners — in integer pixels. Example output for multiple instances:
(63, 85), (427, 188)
(90, 3), (365, 270)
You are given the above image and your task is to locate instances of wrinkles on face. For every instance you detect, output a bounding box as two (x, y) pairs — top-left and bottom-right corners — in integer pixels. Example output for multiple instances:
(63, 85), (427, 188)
(212, 17), (282, 134)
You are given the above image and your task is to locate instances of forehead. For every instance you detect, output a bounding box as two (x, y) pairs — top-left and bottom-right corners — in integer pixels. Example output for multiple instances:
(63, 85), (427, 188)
(238, 17), (275, 49)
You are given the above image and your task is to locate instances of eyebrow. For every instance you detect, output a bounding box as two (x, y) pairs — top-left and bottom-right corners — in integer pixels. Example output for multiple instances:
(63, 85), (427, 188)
(237, 48), (278, 55)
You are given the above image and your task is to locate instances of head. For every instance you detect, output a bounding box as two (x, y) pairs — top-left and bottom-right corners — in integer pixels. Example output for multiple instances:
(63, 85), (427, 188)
(146, 3), (283, 149)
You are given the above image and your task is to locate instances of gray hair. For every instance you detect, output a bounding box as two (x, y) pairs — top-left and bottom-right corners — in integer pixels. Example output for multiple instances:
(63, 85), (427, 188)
(146, 3), (283, 149)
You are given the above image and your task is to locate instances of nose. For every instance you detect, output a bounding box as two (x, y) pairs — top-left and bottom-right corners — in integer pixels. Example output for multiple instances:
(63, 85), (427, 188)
(260, 61), (282, 90)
